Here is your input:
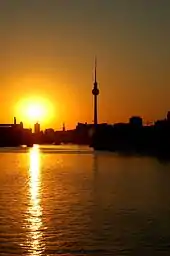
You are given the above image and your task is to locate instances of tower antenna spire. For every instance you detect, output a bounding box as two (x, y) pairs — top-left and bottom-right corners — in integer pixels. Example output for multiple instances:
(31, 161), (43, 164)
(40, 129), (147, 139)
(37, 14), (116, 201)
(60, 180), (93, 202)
(95, 56), (97, 84)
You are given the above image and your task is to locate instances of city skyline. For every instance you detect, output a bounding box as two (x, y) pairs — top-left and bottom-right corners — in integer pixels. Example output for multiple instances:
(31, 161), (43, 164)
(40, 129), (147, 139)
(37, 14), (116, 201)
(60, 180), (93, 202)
(0, 1), (170, 129)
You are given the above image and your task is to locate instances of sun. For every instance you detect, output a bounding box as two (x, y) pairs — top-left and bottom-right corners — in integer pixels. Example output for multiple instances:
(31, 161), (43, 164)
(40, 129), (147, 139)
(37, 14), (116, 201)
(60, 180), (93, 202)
(16, 97), (54, 127)
(27, 103), (45, 121)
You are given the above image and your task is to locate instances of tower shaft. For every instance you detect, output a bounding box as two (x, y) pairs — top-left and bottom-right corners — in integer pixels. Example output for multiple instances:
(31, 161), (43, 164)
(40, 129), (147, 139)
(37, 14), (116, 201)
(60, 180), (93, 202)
(94, 94), (98, 126)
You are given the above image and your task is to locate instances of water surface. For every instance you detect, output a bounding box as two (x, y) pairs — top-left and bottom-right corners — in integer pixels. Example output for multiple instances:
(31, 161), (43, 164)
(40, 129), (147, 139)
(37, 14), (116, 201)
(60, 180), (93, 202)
(0, 145), (170, 255)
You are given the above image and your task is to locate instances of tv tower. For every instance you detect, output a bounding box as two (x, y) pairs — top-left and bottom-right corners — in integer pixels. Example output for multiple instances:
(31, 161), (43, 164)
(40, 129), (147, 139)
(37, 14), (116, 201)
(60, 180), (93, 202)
(92, 57), (99, 126)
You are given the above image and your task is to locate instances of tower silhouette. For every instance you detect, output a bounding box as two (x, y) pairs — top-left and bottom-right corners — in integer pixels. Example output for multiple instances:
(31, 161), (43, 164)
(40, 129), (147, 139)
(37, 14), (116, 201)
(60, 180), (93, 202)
(92, 57), (99, 126)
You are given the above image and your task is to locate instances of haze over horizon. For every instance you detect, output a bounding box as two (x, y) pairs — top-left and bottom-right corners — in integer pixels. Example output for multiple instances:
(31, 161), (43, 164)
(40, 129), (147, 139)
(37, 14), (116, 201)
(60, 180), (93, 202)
(0, 0), (170, 129)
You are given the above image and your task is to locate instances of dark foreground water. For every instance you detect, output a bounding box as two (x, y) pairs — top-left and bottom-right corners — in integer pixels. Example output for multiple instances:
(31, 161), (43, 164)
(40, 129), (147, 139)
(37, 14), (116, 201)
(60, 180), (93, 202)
(0, 145), (170, 255)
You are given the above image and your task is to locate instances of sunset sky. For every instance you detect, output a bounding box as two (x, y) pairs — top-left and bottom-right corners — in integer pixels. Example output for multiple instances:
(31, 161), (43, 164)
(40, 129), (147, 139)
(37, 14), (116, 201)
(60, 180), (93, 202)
(0, 0), (170, 129)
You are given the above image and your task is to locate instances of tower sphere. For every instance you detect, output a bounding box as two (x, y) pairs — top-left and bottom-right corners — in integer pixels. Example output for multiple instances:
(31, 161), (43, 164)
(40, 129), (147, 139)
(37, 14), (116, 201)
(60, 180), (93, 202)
(92, 87), (99, 95)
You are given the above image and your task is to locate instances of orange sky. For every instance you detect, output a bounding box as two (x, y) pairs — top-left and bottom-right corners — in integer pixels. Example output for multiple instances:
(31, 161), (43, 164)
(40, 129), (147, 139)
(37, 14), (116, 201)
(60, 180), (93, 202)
(0, 1), (170, 130)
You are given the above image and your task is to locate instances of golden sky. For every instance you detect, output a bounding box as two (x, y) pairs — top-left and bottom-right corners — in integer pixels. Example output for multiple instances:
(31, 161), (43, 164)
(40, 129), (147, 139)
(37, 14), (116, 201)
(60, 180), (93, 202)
(0, 1), (170, 129)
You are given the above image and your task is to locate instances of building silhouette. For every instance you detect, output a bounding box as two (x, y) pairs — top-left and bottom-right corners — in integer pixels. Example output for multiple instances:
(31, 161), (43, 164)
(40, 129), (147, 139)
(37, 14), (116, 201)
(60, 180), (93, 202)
(129, 116), (143, 127)
(34, 122), (40, 134)
(0, 117), (23, 130)
(0, 117), (33, 146)
(167, 111), (170, 121)
(92, 57), (99, 126)
(63, 123), (66, 132)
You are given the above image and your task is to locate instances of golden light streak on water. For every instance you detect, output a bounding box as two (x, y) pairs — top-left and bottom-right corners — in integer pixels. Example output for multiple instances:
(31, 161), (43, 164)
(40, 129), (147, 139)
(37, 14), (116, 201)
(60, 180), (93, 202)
(28, 145), (44, 255)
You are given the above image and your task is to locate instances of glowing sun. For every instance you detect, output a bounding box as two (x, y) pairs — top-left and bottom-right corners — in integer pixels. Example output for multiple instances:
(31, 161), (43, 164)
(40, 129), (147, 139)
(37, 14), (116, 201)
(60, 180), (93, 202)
(27, 103), (45, 121)
(16, 97), (54, 126)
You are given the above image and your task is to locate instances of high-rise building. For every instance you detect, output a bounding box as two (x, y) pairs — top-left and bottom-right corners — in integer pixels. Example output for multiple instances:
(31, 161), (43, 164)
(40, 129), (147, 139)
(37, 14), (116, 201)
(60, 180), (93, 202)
(62, 123), (66, 132)
(34, 122), (40, 134)
(92, 58), (99, 126)
(14, 117), (16, 125)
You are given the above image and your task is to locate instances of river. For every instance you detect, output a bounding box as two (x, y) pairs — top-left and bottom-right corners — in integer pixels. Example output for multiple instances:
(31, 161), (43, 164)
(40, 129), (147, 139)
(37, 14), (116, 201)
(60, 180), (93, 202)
(0, 145), (170, 255)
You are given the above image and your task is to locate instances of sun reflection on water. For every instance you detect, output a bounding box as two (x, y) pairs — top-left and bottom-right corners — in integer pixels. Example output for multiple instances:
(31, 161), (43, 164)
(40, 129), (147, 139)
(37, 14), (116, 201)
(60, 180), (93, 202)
(28, 145), (44, 255)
